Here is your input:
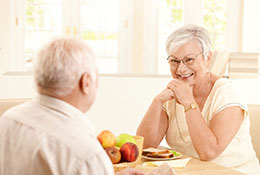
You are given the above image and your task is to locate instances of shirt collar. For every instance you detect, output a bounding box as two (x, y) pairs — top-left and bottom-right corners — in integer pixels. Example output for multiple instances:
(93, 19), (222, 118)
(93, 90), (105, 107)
(33, 94), (96, 133)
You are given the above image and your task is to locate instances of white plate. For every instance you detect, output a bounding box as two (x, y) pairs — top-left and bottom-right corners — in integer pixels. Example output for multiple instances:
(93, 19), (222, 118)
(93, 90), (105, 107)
(142, 152), (182, 161)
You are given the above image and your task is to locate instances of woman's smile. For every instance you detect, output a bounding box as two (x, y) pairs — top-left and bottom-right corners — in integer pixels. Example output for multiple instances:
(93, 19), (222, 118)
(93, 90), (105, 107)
(176, 72), (194, 81)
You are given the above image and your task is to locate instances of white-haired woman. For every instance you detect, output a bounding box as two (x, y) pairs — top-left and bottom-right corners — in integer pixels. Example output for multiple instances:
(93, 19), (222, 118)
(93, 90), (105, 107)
(137, 24), (260, 175)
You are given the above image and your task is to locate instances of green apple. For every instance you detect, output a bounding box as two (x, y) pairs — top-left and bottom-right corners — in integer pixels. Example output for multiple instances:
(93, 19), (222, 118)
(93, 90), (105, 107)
(116, 133), (136, 147)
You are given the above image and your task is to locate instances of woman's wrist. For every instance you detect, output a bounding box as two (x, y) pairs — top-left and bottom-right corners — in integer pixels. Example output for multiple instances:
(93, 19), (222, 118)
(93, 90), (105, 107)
(181, 99), (196, 109)
(153, 96), (165, 105)
(184, 102), (199, 112)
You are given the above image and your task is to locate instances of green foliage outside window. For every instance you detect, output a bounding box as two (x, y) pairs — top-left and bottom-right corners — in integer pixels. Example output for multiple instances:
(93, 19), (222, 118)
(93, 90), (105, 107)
(165, 0), (227, 50)
(166, 0), (183, 24)
(82, 31), (117, 41)
(26, 0), (44, 29)
(203, 0), (227, 50)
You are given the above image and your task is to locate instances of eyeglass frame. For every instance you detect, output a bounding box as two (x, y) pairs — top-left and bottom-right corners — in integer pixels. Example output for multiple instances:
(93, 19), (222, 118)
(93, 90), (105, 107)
(167, 51), (204, 67)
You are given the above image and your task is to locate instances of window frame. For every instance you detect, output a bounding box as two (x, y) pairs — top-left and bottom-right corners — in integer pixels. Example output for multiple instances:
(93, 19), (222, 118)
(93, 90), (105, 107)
(6, 0), (243, 75)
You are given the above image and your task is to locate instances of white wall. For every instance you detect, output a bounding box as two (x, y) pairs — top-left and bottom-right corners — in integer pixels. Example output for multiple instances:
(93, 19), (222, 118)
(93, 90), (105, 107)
(0, 0), (11, 73)
(87, 75), (171, 135)
(243, 1), (260, 52)
(0, 75), (36, 99)
(1, 74), (260, 137)
(0, 74), (170, 136)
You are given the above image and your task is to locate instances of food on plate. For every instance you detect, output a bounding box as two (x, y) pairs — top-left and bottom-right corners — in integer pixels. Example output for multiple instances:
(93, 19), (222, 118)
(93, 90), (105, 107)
(142, 147), (170, 156)
(120, 142), (139, 162)
(169, 150), (182, 156)
(105, 147), (121, 164)
(146, 152), (174, 158)
(97, 130), (116, 148)
(142, 147), (174, 158)
(116, 133), (136, 147)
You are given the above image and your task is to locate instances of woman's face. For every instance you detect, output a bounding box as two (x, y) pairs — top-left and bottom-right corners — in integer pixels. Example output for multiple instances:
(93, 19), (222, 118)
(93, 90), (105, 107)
(168, 40), (209, 86)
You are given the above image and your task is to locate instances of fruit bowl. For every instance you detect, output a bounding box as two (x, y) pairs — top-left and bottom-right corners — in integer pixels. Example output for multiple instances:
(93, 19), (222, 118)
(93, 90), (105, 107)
(113, 161), (138, 173)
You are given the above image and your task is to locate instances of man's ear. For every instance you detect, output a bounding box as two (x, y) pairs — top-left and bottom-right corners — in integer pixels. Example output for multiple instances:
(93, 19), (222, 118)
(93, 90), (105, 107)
(80, 72), (91, 95)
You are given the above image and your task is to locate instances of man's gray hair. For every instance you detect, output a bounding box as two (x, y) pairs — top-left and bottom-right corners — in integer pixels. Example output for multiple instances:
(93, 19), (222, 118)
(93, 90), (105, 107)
(166, 24), (212, 59)
(34, 37), (96, 96)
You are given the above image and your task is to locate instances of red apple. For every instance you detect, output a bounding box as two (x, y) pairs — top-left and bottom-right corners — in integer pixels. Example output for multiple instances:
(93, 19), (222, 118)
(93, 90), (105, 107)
(120, 142), (139, 162)
(105, 147), (121, 164)
(97, 130), (116, 148)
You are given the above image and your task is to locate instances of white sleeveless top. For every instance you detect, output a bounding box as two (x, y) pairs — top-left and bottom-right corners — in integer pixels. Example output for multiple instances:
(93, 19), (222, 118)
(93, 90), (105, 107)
(164, 78), (260, 175)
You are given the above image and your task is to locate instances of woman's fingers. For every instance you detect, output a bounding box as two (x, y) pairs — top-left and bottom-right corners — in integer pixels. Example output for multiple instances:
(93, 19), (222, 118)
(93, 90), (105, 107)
(155, 88), (175, 103)
(167, 80), (181, 91)
(169, 90), (175, 97)
(166, 79), (194, 105)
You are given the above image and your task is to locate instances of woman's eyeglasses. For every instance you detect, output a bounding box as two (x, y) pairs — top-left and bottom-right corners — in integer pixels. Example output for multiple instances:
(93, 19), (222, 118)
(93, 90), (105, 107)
(167, 51), (204, 67)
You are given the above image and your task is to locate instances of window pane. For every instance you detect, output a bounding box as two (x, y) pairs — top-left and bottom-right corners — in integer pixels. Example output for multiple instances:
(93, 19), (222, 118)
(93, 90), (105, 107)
(80, 0), (119, 74)
(157, 0), (183, 75)
(25, 0), (63, 70)
(203, 0), (227, 51)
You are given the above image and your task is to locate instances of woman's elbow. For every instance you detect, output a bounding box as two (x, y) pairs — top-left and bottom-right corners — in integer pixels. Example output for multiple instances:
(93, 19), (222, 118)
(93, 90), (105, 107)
(137, 132), (160, 148)
(136, 130), (161, 148)
(143, 140), (158, 149)
(198, 150), (219, 161)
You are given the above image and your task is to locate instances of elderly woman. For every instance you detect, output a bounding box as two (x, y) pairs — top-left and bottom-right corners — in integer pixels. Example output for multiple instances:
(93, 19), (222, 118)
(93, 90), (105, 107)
(136, 24), (260, 175)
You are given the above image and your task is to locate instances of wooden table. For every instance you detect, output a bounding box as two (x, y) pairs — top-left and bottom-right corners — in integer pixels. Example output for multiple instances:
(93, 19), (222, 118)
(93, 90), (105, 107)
(136, 155), (245, 175)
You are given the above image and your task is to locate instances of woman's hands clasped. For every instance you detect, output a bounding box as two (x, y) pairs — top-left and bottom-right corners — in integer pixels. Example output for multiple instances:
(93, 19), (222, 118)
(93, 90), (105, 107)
(155, 88), (175, 104)
(157, 79), (195, 107)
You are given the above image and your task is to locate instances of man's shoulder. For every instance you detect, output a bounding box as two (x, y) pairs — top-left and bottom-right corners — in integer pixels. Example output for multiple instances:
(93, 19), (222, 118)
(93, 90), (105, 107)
(0, 99), (106, 161)
(1, 101), (36, 123)
(39, 128), (108, 164)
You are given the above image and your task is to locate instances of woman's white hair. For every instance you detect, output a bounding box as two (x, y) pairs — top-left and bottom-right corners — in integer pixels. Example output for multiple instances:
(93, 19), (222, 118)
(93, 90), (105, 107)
(34, 37), (96, 97)
(166, 24), (212, 59)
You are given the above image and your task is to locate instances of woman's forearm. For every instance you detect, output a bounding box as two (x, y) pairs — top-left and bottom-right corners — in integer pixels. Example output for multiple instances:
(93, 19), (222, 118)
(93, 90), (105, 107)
(185, 106), (243, 161)
(185, 108), (218, 160)
(136, 98), (168, 148)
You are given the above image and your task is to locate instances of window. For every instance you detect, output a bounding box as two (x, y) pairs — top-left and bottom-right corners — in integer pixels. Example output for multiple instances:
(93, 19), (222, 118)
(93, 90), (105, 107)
(157, 0), (184, 74)
(17, 0), (123, 73)
(80, 0), (119, 73)
(203, 0), (227, 50)
(4, 0), (241, 75)
(25, 0), (63, 69)
(156, 0), (228, 74)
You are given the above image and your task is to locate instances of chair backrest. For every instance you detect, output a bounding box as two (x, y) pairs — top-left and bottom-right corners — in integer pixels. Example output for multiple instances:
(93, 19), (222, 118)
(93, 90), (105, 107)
(208, 51), (230, 77)
(0, 98), (30, 116)
(228, 52), (259, 79)
(248, 104), (260, 162)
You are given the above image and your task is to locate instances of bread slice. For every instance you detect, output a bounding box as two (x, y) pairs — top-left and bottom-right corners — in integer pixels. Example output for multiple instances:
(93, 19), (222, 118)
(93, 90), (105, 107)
(142, 147), (172, 157)
(146, 152), (174, 159)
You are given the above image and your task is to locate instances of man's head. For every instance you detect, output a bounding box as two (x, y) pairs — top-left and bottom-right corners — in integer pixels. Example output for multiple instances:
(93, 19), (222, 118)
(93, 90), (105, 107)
(34, 37), (98, 112)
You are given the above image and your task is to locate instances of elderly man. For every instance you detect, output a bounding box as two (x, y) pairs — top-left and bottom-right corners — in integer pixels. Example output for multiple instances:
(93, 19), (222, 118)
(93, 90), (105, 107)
(0, 37), (143, 175)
